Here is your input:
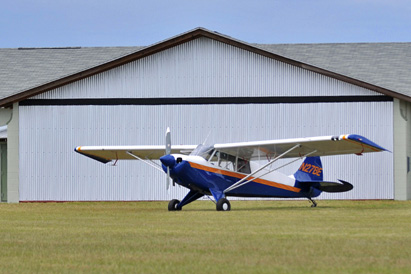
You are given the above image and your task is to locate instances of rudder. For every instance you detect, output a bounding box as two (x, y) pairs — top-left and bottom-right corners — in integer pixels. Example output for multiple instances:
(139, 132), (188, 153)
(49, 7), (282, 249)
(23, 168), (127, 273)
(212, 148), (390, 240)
(294, 156), (323, 182)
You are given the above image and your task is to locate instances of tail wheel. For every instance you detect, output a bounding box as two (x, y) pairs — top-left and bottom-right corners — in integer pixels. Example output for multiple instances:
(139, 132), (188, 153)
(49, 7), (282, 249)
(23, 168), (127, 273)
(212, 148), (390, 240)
(168, 199), (181, 211)
(216, 198), (231, 211)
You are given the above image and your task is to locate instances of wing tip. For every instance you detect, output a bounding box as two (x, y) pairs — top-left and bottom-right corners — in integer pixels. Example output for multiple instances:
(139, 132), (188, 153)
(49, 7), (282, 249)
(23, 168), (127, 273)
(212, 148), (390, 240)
(345, 134), (389, 152)
(74, 147), (112, 164)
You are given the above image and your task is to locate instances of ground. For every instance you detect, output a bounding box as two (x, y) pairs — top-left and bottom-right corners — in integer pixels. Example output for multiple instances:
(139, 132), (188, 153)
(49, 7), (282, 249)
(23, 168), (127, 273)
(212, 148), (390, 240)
(0, 200), (410, 273)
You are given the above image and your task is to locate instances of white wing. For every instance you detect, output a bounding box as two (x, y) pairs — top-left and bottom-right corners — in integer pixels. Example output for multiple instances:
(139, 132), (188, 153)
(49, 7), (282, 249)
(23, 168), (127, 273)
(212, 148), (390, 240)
(75, 134), (387, 163)
(75, 145), (197, 163)
(214, 134), (388, 160)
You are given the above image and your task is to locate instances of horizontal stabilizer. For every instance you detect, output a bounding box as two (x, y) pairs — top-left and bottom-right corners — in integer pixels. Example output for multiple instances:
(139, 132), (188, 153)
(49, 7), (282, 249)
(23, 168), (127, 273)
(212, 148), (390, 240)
(299, 180), (353, 193)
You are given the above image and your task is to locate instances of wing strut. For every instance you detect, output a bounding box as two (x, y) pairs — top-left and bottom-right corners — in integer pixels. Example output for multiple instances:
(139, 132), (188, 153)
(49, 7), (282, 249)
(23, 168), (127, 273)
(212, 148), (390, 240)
(257, 149), (318, 179)
(223, 144), (301, 194)
(126, 151), (164, 172)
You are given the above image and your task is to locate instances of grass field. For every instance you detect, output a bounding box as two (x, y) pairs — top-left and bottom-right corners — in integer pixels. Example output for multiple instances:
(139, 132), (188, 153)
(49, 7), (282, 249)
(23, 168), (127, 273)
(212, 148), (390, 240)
(1, 200), (411, 273)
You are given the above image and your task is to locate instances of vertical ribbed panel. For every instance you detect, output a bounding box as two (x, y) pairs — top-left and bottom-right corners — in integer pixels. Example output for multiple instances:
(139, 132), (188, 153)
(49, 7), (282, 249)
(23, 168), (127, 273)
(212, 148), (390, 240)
(32, 37), (379, 100)
(19, 102), (393, 201)
(22, 37), (394, 201)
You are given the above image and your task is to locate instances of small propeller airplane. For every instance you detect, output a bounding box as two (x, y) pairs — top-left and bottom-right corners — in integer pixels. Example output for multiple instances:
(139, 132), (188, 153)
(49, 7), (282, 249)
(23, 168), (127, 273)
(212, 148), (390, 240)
(75, 129), (387, 211)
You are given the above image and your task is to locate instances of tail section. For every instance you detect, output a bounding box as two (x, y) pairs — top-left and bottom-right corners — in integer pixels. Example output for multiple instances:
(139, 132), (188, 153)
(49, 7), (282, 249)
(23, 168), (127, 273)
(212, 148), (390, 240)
(294, 156), (353, 193)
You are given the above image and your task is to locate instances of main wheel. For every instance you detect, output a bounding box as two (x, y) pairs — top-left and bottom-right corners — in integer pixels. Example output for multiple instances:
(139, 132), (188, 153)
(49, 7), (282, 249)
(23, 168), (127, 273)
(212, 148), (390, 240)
(216, 198), (231, 211)
(168, 199), (181, 211)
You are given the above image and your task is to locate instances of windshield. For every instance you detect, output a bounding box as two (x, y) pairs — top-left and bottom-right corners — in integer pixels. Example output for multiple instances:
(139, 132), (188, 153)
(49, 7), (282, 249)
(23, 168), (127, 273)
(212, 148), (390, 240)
(190, 144), (215, 160)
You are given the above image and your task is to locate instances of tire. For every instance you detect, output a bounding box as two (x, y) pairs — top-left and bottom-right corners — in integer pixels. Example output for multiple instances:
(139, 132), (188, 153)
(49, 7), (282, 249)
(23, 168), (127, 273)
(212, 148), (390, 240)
(168, 199), (181, 211)
(216, 198), (231, 211)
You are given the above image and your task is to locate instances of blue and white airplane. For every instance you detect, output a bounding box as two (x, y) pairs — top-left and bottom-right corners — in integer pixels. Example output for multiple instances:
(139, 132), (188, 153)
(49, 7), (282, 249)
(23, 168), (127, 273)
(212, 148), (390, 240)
(75, 129), (387, 211)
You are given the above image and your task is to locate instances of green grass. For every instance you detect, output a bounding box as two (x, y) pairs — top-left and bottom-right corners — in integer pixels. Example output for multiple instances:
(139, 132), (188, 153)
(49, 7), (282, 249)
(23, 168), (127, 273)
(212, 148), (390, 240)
(1, 200), (411, 273)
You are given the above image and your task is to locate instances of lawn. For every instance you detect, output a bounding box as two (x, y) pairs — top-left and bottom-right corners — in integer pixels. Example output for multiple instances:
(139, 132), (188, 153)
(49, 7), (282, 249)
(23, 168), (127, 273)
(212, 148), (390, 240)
(0, 200), (410, 273)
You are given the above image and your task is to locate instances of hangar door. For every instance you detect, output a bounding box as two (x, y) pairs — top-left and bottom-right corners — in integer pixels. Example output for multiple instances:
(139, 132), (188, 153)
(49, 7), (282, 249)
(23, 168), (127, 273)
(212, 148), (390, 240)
(18, 102), (393, 201)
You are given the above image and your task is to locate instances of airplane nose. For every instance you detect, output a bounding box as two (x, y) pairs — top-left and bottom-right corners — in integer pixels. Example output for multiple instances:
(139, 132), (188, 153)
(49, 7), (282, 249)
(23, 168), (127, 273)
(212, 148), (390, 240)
(160, 154), (176, 169)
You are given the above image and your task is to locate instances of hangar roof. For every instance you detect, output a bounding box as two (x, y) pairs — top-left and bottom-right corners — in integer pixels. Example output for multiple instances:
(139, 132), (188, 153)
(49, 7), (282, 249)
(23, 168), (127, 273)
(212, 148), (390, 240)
(0, 46), (142, 103)
(255, 43), (411, 99)
(0, 27), (410, 107)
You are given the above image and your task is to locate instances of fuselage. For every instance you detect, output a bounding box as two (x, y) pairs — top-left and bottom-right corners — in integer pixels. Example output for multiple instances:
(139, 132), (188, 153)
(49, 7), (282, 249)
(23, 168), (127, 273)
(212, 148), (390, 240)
(161, 154), (321, 199)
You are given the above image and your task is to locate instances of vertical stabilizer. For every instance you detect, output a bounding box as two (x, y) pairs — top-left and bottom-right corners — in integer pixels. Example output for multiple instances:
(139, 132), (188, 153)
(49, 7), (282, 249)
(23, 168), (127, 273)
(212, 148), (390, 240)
(294, 156), (323, 182)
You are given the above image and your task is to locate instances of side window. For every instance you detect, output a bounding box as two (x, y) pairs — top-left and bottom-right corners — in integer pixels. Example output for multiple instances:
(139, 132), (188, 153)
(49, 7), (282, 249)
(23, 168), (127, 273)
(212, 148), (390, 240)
(212, 151), (251, 174)
(210, 151), (234, 171)
(236, 158), (251, 174)
(217, 152), (235, 171)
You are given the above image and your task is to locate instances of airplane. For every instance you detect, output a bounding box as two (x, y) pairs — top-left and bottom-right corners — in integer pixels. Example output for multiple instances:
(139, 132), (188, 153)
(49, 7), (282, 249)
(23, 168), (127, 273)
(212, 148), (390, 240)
(75, 129), (388, 211)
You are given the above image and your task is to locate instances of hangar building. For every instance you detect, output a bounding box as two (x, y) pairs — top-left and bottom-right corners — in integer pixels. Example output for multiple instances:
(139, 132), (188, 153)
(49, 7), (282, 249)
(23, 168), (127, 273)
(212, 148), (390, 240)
(0, 28), (410, 203)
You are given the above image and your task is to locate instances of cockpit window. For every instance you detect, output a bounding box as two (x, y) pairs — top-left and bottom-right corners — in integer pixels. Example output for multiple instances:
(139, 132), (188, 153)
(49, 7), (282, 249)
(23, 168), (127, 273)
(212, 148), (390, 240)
(211, 150), (251, 174)
(215, 151), (235, 170)
(190, 145), (251, 174)
(237, 158), (251, 174)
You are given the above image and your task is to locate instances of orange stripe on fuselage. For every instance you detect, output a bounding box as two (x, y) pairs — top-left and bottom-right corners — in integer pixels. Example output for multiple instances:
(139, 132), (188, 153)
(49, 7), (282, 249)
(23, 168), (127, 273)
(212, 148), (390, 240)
(188, 162), (301, 193)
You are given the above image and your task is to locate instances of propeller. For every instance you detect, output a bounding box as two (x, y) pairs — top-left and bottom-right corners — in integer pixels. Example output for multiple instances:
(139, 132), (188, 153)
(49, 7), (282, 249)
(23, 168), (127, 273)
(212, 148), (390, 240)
(165, 127), (171, 190)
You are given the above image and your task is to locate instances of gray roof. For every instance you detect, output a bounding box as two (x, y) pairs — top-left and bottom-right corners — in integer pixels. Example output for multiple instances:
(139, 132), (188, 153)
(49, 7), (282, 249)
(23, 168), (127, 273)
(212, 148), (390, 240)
(0, 28), (410, 105)
(0, 46), (142, 99)
(255, 43), (411, 97)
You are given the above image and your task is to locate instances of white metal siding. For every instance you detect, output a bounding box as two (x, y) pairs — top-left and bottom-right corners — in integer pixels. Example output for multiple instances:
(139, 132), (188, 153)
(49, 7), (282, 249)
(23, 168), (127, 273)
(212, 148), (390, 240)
(32, 37), (379, 100)
(20, 37), (393, 201)
(19, 102), (393, 201)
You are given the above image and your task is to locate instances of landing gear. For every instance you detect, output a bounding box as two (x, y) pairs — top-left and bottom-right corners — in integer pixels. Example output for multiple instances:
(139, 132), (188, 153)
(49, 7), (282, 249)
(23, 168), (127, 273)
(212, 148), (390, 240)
(308, 198), (317, 208)
(216, 198), (231, 211)
(168, 199), (182, 211)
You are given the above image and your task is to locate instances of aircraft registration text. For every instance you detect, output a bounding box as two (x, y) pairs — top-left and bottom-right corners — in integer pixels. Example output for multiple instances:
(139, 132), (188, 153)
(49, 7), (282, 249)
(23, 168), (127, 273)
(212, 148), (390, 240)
(299, 163), (322, 176)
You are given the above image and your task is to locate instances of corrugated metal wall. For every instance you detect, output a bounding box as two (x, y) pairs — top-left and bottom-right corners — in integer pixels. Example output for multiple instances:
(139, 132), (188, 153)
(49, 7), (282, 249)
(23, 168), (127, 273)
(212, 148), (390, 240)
(19, 103), (393, 201)
(20, 37), (393, 201)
